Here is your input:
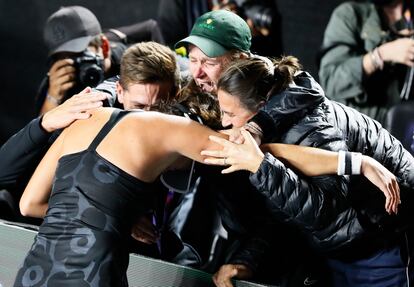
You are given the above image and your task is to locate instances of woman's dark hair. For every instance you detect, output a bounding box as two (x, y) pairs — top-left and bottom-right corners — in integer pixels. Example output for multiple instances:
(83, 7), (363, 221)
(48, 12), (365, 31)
(217, 55), (302, 112)
(175, 80), (222, 129)
(157, 79), (222, 129)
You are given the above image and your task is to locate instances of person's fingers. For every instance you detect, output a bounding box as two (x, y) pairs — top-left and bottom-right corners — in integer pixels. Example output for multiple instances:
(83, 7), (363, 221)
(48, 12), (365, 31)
(201, 150), (227, 158)
(62, 73), (76, 85)
(391, 179), (400, 214)
(389, 181), (397, 215)
(66, 91), (106, 110)
(209, 135), (233, 147)
(221, 166), (238, 174)
(49, 58), (74, 73)
(71, 91), (107, 105)
(74, 112), (92, 120)
(218, 129), (233, 135)
(69, 87), (92, 101)
(203, 157), (227, 165)
(386, 177), (397, 215)
(385, 194), (391, 215)
(59, 81), (76, 93)
(50, 65), (76, 82)
(240, 129), (253, 142)
(393, 178), (400, 203)
(135, 222), (158, 236)
(387, 182), (394, 215)
(213, 274), (234, 287)
(73, 100), (104, 112)
(229, 134), (244, 144)
(81, 86), (93, 93)
(131, 227), (157, 244)
(212, 273), (219, 286)
(131, 232), (156, 244)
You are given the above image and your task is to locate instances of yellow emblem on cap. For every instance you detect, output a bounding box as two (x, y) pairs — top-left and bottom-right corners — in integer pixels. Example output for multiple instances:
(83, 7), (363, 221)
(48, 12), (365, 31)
(206, 18), (213, 24)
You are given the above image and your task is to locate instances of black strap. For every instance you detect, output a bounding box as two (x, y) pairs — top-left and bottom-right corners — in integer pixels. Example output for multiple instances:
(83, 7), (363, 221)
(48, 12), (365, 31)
(87, 109), (129, 151)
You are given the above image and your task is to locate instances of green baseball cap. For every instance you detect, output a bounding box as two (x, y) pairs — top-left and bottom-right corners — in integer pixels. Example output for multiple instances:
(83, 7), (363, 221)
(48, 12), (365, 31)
(175, 10), (251, 58)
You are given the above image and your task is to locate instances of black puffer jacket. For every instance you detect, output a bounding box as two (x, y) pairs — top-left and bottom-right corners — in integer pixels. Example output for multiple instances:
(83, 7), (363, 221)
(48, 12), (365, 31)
(251, 71), (414, 254)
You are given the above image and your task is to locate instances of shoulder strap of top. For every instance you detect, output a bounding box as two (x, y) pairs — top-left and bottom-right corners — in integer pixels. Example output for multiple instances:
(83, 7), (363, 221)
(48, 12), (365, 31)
(87, 109), (130, 151)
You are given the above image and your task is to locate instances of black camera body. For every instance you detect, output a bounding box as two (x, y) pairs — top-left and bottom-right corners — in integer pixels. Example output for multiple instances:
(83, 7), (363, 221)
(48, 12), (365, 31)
(73, 50), (105, 87)
(233, 0), (274, 31)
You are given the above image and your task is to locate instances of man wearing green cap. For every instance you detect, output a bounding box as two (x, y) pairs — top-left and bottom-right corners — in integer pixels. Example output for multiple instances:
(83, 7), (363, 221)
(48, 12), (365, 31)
(175, 9), (252, 94)
(175, 9), (312, 287)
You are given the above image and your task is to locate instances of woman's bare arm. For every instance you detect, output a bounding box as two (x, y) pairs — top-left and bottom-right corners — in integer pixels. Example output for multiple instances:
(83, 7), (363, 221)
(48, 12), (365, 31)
(156, 113), (226, 163)
(19, 129), (66, 218)
(201, 129), (400, 215)
(260, 143), (337, 176)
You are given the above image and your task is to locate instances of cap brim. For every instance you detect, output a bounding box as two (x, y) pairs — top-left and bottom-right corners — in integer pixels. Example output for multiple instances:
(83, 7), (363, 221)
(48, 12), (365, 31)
(49, 35), (93, 56)
(175, 35), (228, 58)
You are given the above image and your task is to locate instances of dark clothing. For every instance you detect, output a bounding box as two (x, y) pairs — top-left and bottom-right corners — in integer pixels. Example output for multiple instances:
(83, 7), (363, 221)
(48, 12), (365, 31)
(318, 1), (410, 125)
(157, 0), (210, 48)
(252, 70), (414, 251)
(104, 19), (165, 46)
(14, 110), (157, 287)
(0, 117), (54, 191)
(326, 243), (410, 287)
(251, 71), (414, 285)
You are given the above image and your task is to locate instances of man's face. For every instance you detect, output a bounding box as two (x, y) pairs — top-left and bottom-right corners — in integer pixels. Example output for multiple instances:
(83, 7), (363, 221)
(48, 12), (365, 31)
(116, 81), (172, 110)
(188, 45), (230, 94)
(218, 89), (256, 128)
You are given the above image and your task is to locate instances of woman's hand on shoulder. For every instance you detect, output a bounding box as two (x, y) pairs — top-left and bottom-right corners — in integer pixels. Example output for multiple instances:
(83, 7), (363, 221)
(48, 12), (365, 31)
(201, 129), (264, 173)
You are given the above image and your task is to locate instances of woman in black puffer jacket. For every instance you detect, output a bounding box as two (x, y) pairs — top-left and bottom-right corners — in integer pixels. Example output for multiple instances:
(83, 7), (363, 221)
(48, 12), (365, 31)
(208, 55), (414, 286)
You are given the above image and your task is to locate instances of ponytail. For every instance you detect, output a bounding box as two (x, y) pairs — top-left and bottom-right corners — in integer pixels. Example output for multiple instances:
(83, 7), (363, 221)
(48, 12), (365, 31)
(217, 55), (302, 113)
(268, 55), (301, 96)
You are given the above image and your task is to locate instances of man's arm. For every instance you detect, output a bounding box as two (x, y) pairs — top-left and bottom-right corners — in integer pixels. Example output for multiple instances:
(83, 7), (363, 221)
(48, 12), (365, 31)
(94, 76), (119, 107)
(0, 117), (51, 188)
(0, 88), (107, 189)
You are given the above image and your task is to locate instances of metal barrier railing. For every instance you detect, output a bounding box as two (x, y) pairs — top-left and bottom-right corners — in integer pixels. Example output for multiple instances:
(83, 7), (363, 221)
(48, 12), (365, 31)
(0, 220), (273, 287)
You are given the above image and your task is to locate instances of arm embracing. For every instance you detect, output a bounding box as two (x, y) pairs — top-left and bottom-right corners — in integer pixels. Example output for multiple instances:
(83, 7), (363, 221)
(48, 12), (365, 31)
(19, 130), (65, 218)
(0, 117), (51, 188)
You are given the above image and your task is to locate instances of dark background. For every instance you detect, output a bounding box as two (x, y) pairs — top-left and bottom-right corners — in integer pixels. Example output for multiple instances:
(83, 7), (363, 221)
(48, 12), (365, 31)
(0, 0), (345, 146)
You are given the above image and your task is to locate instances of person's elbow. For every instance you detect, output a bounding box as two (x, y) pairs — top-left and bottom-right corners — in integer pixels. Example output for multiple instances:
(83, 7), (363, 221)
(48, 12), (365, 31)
(19, 199), (32, 217)
(19, 198), (42, 218)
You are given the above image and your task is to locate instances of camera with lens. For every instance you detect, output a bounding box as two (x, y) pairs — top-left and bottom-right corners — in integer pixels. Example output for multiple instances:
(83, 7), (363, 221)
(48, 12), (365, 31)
(73, 50), (105, 87)
(219, 0), (275, 33)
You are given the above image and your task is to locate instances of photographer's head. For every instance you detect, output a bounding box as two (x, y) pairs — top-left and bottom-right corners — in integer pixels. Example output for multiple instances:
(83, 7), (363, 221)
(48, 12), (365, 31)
(175, 9), (251, 94)
(217, 55), (301, 128)
(44, 6), (101, 56)
(44, 6), (110, 88)
(117, 42), (179, 111)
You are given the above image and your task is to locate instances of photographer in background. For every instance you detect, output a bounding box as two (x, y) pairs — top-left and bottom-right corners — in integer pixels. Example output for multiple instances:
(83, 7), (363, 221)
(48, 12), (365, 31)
(319, 0), (414, 126)
(37, 6), (126, 115)
(157, 0), (281, 56)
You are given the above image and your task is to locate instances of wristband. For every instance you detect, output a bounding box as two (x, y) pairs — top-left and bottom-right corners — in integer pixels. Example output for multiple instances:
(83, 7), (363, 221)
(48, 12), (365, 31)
(46, 93), (62, 105)
(337, 151), (362, 175)
(370, 47), (384, 71)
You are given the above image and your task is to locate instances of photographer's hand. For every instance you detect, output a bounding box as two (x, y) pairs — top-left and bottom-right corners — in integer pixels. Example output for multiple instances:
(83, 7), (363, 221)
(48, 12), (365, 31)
(40, 58), (77, 115)
(47, 58), (76, 101)
(363, 38), (414, 75)
(379, 38), (414, 67)
(41, 87), (107, 132)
